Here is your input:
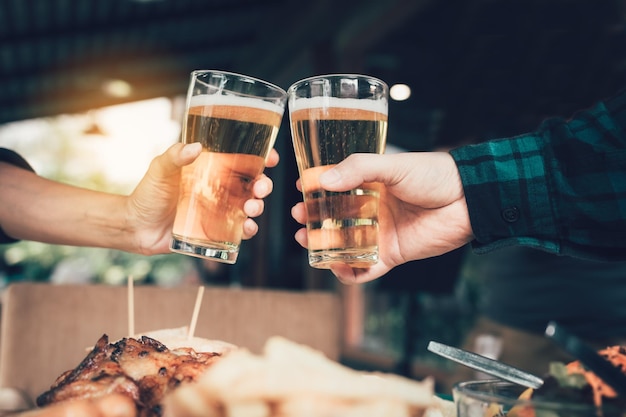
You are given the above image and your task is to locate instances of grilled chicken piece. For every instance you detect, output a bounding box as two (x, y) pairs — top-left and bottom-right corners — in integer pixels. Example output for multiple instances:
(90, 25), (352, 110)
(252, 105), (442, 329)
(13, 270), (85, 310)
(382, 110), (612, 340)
(37, 334), (222, 417)
(37, 335), (140, 406)
(112, 336), (221, 416)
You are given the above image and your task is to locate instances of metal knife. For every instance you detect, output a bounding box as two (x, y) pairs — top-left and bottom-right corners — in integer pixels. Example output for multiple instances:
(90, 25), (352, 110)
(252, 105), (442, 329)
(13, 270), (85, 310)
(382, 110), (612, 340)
(427, 340), (544, 389)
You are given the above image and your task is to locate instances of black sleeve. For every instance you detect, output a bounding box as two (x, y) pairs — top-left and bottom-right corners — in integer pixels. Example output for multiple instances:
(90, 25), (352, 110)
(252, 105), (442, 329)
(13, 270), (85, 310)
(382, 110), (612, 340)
(0, 148), (35, 244)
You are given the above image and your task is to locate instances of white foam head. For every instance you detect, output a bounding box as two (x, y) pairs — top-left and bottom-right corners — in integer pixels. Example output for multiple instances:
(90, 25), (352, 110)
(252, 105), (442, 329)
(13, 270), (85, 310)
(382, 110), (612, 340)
(189, 94), (285, 114)
(288, 96), (388, 115)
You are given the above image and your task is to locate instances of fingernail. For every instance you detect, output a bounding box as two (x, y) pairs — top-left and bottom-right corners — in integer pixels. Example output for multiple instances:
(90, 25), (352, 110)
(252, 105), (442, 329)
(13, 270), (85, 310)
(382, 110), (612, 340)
(182, 142), (202, 157)
(257, 181), (270, 195)
(319, 168), (341, 185)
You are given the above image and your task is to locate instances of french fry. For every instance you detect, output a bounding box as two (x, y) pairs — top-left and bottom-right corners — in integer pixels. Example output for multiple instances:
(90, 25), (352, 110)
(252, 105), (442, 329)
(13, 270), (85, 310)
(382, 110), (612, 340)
(163, 336), (439, 417)
(163, 384), (221, 417)
(224, 400), (270, 417)
(276, 396), (412, 417)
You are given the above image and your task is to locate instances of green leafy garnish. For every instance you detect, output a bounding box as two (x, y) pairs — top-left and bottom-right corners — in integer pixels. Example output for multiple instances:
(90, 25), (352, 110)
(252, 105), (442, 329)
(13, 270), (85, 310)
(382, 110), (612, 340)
(549, 362), (588, 389)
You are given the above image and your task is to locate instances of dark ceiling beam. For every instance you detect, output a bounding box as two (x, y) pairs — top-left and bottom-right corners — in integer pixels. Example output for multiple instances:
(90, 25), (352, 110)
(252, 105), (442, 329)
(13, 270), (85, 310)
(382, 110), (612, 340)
(0, 0), (279, 43)
(0, 35), (254, 125)
(0, 18), (258, 75)
(0, 69), (190, 124)
(0, 35), (250, 88)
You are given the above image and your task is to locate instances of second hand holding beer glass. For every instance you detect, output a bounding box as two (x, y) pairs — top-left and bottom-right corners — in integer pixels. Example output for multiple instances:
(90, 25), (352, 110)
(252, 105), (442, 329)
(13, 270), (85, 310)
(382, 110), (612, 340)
(170, 70), (287, 263)
(288, 74), (388, 269)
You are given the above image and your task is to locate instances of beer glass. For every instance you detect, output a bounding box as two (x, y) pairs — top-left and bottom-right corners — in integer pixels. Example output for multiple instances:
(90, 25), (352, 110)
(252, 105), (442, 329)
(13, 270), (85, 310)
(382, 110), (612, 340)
(171, 70), (287, 263)
(288, 74), (388, 269)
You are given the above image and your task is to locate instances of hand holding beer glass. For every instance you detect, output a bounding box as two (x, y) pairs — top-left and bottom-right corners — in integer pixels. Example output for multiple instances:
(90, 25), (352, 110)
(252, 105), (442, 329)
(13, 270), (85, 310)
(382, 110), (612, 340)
(171, 70), (287, 263)
(288, 74), (388, 269)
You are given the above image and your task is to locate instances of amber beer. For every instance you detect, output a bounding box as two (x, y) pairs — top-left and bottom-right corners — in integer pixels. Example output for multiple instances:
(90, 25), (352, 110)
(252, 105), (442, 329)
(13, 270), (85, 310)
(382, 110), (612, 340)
(290, 96), (388, 268)
(171, 93), (284, 263)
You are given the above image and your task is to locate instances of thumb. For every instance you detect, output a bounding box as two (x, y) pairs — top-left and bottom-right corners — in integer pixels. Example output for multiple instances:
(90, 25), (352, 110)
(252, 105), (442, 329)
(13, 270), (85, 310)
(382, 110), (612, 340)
(172, 142), (202, 168)
(319, 153), (399, 191)
(154, 142), (202, 176)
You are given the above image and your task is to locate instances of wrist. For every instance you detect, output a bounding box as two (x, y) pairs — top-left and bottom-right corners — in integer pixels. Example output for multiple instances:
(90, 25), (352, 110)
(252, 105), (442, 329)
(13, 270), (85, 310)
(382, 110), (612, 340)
(441, 151), (474, 244)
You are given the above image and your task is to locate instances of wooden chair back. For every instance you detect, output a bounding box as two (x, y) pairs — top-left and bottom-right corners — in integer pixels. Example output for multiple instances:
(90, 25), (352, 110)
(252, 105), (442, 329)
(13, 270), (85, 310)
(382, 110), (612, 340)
(0, 282), (342, 403)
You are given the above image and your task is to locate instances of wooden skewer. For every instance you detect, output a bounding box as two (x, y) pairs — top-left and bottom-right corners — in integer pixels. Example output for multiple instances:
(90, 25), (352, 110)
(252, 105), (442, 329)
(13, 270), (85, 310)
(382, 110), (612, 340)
(127, 275), (135, 338)
(188, 286), (205, 340)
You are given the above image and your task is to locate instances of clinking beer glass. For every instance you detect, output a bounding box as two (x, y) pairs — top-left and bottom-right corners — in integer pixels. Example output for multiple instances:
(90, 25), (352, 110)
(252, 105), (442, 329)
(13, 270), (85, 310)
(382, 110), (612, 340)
(288, 74), (388, 269)
(170, 70), (287, 263)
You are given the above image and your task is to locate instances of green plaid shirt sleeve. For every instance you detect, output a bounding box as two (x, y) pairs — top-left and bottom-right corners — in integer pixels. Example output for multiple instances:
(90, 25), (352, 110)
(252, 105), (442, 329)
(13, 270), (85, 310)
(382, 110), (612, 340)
(450, 89), (626, 261)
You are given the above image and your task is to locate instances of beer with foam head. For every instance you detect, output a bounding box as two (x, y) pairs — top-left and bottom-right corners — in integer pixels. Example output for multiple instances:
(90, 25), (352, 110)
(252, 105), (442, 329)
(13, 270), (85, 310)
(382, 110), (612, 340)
(171, 71), (286, 263)
(288, 76), (388, 269)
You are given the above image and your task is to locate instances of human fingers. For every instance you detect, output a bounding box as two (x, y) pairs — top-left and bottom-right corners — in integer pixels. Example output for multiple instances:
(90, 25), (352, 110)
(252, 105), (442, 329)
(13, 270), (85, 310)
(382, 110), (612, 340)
(266, 148), (279, 168)
(130, 142), (201, 213)
(329, 262), (393, 285)
(291, 202), (308, 247)
(318, 153), (395, 191)
(290, 202), (307, 225)
(241, 199), (264, 240)
(244, 199), (264, 218)
(241, 218), (259, 240)
(240, 166), (275, 241)
(156, 142), (202, 174)
(252, 174), (273, 199)
(294, 227), (308, 248)
(178, 142), (203, 164)
(127, 143), (202, 255)
(329, 264), (358, 284)
(292, 232), (390, 283)
(320, 152), (463, 208)
(134, 142), (201, 194)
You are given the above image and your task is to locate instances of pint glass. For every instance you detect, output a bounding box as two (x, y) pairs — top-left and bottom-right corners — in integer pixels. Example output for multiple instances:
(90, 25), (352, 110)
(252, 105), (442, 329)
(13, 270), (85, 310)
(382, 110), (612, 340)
(171, 70), (287, 263)
(288, 74), (388, 269)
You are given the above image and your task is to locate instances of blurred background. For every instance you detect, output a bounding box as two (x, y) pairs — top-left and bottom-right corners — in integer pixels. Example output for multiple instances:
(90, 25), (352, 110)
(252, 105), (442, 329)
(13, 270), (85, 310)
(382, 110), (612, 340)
(1, 0), (625, 390)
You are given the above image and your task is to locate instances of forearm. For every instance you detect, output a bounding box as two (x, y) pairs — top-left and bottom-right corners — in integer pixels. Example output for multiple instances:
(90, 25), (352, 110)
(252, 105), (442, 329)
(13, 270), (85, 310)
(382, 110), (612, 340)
(0, 163), (135, 251)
